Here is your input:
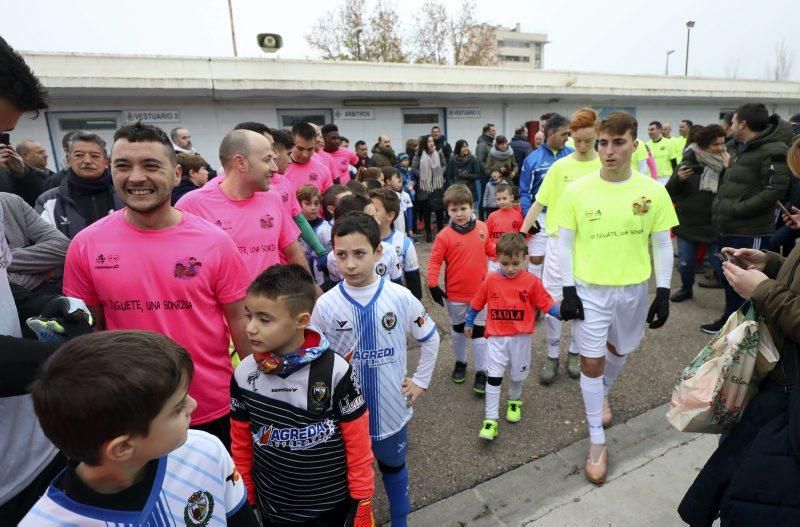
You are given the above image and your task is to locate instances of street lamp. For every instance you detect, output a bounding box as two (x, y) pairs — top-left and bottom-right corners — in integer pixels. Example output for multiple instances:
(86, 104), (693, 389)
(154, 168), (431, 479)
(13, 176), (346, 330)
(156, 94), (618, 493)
(665, 49), (675, 76)
(355, 28), (363, 61)
(685, 21), (695, 76)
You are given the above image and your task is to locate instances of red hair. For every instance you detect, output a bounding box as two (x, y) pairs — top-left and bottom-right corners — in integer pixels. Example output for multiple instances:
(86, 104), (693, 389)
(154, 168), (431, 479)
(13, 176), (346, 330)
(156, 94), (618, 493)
(570, 108), (598, 132)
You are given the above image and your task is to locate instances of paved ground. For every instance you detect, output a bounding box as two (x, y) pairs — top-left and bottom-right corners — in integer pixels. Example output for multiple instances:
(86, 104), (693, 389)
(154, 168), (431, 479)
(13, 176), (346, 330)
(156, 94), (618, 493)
(371, 239), (724, 523)
(407, 404), (719, 527)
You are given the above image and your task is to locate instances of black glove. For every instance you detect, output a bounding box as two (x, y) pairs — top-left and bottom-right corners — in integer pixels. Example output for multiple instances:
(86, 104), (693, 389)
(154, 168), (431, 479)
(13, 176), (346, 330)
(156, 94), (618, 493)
(646, 287), (670, 329)
(527, 220), (542, 235)
(26, 296), (93, 343)
(560, 286), (584, 321)
(428, 285), (447, 306)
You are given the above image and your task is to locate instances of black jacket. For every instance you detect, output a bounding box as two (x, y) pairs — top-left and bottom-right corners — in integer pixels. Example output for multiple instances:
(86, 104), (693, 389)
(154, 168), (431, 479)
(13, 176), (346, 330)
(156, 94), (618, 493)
(433, 135), (453, 162)
(444, 154), (480, 197)
(34, 173), (124, 239)
(0, 165), (51, 207)
(171, 178), (199, 205)
(510, 134), (532, 169)
(711, 115), (792, 236)
(665, 148), (719, 243)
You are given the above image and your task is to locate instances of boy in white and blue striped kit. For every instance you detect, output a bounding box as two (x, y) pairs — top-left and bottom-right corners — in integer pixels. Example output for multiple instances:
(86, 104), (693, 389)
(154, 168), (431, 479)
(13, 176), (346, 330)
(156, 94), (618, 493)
(20, 331), (258, 527)
(311, 211), (440, 527)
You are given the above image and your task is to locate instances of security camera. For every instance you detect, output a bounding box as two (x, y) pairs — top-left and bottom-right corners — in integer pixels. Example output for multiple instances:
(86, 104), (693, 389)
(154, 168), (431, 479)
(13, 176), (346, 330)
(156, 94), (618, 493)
(257, 33), (283, 53)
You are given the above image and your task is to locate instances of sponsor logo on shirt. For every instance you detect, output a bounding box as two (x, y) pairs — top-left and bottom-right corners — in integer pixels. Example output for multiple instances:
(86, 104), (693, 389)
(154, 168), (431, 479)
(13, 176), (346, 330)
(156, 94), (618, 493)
(519, 290), (529, 303)
(339, 393), (365, 416)
(632, 196), (652, 216)
(584, 209), (603, 221)
(184, 490), (214, 526)
(231, 397), (247, 412)
(259, 214), (275, 229)
(413, 310), (429, 327)
(213, 219), (233, 230)
(94, 253), (120, 270)
(335, 320), (353, 332)
(247, 370), (261, 391)
(59, 215), (70, 226)
(271, 387), (298, 393)
(309, 172), (319, 181)
(381, 311), (397, 331)
(281, 191), (289, 203)
(173, 257), (202, 280)
(351, 347), (396, 366)
(489, 308), (525, 321)
(252, 419), (336, 451)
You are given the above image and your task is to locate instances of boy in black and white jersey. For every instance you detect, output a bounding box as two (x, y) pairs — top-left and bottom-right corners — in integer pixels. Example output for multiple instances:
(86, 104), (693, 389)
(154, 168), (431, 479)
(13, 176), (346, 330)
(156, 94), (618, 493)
(230, 265), (375, 526)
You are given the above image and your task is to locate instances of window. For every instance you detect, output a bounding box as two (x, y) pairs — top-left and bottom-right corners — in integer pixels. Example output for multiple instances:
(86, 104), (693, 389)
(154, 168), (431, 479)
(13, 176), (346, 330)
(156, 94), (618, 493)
(500, 55), (530, 63)
(403, 113), (440, 125)
(497, 40), (532, 49)
(276, 109), (332, 127)
(535, 58), (542, 69)
(534, 43), (542, 60)
(58, 118), (117, 130)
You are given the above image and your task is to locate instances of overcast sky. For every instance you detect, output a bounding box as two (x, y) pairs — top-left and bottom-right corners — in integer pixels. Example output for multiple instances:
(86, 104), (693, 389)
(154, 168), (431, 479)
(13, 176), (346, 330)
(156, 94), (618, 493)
(2, 0), (799, 81)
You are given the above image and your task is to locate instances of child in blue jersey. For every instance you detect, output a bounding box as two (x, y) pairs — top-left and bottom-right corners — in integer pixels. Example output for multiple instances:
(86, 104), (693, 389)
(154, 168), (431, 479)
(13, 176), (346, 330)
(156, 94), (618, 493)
(21, 331), (258, 527)
(311, 212), (440, 527)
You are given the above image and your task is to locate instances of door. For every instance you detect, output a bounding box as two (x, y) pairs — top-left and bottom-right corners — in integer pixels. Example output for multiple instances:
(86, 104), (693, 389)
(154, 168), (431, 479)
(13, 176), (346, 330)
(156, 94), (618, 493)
(46, 111), (121, 170)
(402, 108), (445, 147)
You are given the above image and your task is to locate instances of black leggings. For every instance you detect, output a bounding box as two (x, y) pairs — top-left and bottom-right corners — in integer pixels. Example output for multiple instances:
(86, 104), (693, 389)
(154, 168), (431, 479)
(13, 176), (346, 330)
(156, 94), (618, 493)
(419, 200), (445, 236)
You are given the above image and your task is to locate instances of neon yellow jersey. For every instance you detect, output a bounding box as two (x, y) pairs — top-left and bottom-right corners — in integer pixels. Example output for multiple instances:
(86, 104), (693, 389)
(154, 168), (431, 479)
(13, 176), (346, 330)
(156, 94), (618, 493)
(646, 138), (676, 179)
(672, 137), (687, 163)
(630, 140), (648, 172)
(535, 154), (601, 236)
(558, 171), (679, 286)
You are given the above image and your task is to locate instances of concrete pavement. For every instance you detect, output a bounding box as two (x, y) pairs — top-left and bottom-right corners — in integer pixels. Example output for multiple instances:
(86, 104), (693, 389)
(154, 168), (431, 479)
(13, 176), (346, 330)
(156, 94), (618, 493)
(406, 404), (717, 526)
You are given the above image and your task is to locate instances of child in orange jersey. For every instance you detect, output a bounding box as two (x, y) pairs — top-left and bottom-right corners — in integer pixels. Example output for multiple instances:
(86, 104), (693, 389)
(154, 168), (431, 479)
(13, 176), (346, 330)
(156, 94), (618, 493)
(485, 183), (524, 272)
(427, 184), (491, 394)
(465, 233), (559, 440)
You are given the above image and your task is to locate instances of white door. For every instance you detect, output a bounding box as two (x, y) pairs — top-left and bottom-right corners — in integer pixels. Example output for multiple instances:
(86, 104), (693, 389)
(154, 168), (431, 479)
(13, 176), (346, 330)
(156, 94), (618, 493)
(402, 108), (445, 147)
(46, 112), (121, 170)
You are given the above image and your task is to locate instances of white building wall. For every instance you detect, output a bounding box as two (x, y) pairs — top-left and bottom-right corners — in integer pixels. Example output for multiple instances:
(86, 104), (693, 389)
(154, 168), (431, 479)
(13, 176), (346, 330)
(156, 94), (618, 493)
(11, 96), (799, 173)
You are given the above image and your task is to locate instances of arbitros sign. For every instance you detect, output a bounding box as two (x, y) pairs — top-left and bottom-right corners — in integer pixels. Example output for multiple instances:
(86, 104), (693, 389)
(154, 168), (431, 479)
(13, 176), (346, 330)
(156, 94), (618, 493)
(125, 110), (181, 123)
(335, 109), (375, 120)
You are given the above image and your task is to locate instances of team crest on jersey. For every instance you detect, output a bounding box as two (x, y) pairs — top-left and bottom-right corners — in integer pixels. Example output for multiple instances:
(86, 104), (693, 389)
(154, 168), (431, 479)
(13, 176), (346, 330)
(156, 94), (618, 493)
(309, 171), (319, 181)
(173, 257), (202, 279)
(312, 381), (328, 401)
(260, 214), (275, 228)
(376, 262), (388, 276)
(519, 290), (529, 303)
(395, 246), (402, 257)
(252, 419), (335, 451)
(584, 209), (602, 221)
(632, 196), (652, 216)
(281, 191), (289, 203)
(382, 311), (397, 331)
(184, 490), (214, 526)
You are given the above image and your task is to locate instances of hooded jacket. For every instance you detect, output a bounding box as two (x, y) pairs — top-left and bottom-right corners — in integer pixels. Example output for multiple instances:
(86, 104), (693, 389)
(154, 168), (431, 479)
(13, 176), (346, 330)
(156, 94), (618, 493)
(510, 134), (533, 168)
(711, 115), (792, 236)
(475, 134), (495, 177)
(484, 146), (519, 183)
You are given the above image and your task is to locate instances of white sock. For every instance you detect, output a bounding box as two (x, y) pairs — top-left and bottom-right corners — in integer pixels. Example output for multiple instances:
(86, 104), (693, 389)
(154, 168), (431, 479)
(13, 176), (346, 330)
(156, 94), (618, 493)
(528, 263), (543, 278)
(544, 313), (562, 359)
(508, 380), (523, 401)
(603, 351), (627, 396)
(485, 381), (501, 420)
(472, 335), (488, 372)
(580, 373), (605, 445)
(452, 330), (467, 363)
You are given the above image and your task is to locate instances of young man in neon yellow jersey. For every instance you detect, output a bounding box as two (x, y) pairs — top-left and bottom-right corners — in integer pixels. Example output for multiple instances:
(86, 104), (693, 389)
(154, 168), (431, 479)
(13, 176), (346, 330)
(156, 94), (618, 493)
(520, 108), (601, 385)
(646, 120), (678, 184)
(557, 112), (678, 485)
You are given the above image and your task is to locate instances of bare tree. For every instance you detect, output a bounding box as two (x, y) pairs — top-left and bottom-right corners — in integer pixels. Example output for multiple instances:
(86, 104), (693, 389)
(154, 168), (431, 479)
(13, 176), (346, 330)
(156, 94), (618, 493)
(766, 39), (795, 81)
(448, 0), (475, 65)
(305, 0), (367, 60)
(458, 23), (498, 66)
(362, 0), (407, 62)
(412, 0), (450, 64)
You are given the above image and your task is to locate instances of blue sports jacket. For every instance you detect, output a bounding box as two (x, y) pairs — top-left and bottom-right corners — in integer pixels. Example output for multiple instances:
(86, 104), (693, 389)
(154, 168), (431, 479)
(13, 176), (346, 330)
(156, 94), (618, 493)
(519, 145), (574, 216)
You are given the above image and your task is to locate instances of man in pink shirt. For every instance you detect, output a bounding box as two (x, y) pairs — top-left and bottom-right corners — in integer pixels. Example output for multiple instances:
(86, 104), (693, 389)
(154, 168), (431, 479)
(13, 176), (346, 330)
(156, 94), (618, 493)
(176, 129), (310, 279)
(321, 123), (358, 185)
(63, 122), (251, 449)
(285, 122), (334, 194)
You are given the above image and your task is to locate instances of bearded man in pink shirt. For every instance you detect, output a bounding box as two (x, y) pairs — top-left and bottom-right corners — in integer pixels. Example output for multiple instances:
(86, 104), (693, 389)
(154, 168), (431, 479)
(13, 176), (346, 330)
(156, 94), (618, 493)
(321, 123), (358, 185)
(63, 122), (251, 449)
(285, 122), (334, 194)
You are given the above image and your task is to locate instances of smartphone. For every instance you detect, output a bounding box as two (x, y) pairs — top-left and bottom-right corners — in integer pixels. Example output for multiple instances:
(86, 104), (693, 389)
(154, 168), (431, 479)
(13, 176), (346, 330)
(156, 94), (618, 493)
(0, 133), (9, 146)
(716, 252), (747, 269)
(777, 201), (792, 217)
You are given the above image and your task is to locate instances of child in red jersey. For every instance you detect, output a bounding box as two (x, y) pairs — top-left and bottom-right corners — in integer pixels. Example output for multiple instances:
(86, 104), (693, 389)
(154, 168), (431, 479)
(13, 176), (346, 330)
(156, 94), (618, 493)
(465, 233), (559, 441)
(427, 184), (491, 394)
(485, 183), (525, 272)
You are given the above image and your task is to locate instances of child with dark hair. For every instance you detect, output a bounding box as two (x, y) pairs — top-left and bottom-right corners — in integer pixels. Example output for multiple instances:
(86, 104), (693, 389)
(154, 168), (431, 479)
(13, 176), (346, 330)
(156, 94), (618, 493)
(22, 331), (258, 526)
(324, 195), (403, 286)
(482, 167), (510, 215)
(370, 188), (422, 299)
(231, 265), (375, 526)
(466, 234), (558, 441)
(312, 213), (440, 527)
(485, 183), (524, 271)
(346, 179), (368, 197)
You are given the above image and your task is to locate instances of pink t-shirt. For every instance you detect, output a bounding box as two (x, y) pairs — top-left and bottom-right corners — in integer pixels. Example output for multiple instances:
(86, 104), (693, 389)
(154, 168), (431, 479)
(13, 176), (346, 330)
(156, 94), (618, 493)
(314, 150), (340, 184)
(327, 148), (358, 185)
(63, 210), (249, 425)
(176, 181), (299, 279)
(269, 172), (302, 219)
(285, 156), (334, 194)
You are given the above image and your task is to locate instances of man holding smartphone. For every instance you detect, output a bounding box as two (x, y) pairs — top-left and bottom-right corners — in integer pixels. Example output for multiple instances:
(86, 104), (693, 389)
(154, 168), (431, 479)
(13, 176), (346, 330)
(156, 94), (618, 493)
(704, 103), (792, 334)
